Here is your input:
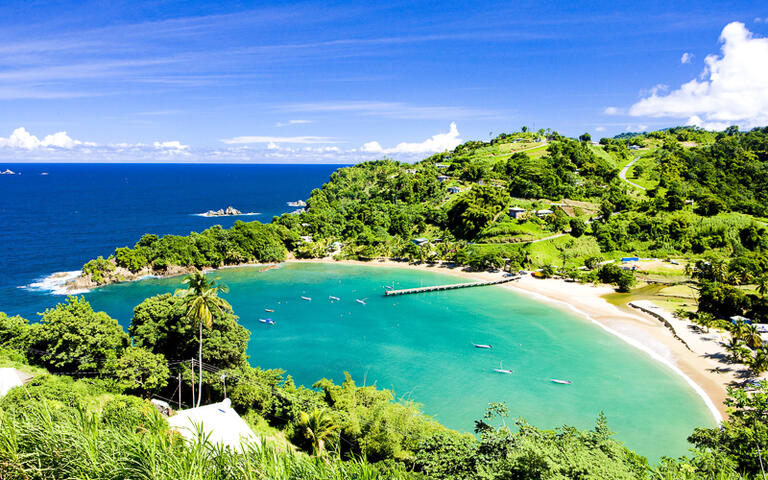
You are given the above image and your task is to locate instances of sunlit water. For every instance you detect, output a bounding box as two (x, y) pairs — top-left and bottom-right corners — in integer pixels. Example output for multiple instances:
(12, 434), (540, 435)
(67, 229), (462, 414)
(85, 262), (715, 461)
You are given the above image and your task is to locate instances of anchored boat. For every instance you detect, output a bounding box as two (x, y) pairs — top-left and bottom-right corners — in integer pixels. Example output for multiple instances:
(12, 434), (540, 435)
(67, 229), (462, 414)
(493, 361), (513, 374)
(550, 379), (572, 385)
(355, 298), (367, 305)
(473, 343), (493, 349)
(258, 318), (276, 325)
(301, 296), (312, 301)
(329, 296), (340, 301)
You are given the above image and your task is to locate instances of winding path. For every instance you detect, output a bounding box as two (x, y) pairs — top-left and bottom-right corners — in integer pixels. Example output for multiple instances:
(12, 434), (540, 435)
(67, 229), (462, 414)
(619, 156), (646, 191)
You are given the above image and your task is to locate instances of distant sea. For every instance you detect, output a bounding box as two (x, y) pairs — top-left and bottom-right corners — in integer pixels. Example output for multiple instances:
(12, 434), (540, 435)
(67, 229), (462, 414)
(0, 163), (340, 317)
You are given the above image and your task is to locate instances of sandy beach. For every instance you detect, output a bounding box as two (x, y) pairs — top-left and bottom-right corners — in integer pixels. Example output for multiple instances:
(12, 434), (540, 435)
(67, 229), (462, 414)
(289, 257), (745, 421)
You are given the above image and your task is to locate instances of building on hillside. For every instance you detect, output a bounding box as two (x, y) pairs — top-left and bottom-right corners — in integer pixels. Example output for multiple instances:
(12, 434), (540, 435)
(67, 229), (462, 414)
(435, 164), (449, 169)
(412, 238), (429, 246)
(167, 399), (259, 453)
(621, 257), (639, 262)
(508, 206), (527, 219)
(300, 235), (313, 243)
(535, 209), (554, 217)
(447, 186), (460, 194)
(405, 169), (417, 174)
(629, 145), (641, 150)
(437, 175), (449, 183)
(329, 241), (343, 251)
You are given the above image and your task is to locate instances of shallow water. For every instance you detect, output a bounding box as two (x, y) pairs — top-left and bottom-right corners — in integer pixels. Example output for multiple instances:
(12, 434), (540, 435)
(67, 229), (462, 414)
(84, 262), (715, 461)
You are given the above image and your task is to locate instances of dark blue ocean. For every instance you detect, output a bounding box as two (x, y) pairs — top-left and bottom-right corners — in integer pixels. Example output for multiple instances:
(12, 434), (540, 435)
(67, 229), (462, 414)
(0, 163), (340, 318)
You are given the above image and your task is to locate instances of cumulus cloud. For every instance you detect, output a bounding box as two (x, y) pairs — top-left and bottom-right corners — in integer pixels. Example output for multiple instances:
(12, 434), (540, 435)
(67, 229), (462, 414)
(595, 126), (606, 132)
(361, 122), (462, 154)
(680, 52), (693, 64)
(221, 135), (337, 145)
(630, 22), (768, 130)
(603, 106), (622, 115)
(0, 127), (93, 149)
(153, 140), (189, 150)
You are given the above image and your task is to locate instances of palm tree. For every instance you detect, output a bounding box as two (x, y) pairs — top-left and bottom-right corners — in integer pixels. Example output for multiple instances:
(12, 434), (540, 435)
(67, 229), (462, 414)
(723, 337), (750, 364)
(744, 324), (764, 350)
(176, 269), (230, 407)
(298, 408), (338, 456)
(732, 319), (750, 342)
(750, 347), (768, 375)
(757, 274), (768, 297)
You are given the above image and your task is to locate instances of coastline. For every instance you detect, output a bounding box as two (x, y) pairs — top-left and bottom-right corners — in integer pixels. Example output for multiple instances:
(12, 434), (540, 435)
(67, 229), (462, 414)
(53, 256), (738, 421)
(287, 258), (737, 422)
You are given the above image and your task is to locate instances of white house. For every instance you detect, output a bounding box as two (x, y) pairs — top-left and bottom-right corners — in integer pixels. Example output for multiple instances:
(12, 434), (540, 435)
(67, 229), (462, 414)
(412, 238), (429, 246)
(535, 209), (554, 217)
(437, 175), (449, 183)
(167, 399), (259, 453)
(447, 186), (460, 194)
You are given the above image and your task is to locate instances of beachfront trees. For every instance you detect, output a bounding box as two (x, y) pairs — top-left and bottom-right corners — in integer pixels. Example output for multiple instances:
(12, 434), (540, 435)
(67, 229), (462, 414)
(28, 296), (128, 373)
(176, 270), (232, 407)
(688, 382), (768, 475)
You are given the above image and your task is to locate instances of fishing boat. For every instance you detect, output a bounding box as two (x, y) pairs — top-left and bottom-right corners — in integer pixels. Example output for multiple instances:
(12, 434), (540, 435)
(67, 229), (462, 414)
(355, 298), (367, 305)
(329, 296), (340, 301)
(493, 361), (513, 374)
(301, 296), (312, 301)
(265, 308), (274, 312)
(473, 343), (493, 349)
(550, 379), (572, 385)
(258, 318), (276, 325)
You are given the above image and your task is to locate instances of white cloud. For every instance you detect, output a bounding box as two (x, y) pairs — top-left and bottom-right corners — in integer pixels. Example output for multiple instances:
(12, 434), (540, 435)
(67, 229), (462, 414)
(361, 122), (462, 154)
(756, 17), (768, 23)
(680, 52), (693, 64)
(153, 140), (189, 150)
(275, 119), (312, 127)
(221, 135), (337, 145)
(279, 101), (495, 120)
(630, 22), (768, 130)
(0, 127), (94, 149)
(603, 106), (622, 115)
(595, 126), (606, 132)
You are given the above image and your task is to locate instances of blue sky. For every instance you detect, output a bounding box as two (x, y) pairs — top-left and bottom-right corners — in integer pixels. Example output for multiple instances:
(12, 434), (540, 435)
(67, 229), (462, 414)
(0, 0), (766, 163)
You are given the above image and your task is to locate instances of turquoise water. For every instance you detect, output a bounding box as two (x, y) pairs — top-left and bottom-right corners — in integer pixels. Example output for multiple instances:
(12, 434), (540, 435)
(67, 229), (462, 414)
(84, 262), (715, 461)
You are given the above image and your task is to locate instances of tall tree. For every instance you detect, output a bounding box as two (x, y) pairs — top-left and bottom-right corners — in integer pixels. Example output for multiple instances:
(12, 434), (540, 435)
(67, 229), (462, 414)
(176, 270), (231, 407)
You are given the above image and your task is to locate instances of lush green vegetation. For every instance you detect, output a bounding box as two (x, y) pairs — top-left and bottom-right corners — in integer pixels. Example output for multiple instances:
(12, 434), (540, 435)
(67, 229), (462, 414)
(4, 290), (768, 479)
(25, 125), (768, 477)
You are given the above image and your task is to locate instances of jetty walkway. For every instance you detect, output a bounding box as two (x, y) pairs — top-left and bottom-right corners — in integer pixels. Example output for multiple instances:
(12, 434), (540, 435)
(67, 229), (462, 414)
(384, 275), (520, 296)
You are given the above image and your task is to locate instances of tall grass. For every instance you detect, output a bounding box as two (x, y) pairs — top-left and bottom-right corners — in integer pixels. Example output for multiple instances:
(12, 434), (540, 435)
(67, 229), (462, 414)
(0, 402), (419, 480)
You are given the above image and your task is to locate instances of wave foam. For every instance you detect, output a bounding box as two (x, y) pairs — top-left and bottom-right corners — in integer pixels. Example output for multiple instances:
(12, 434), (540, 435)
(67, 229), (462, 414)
(23, 270), (90, 295)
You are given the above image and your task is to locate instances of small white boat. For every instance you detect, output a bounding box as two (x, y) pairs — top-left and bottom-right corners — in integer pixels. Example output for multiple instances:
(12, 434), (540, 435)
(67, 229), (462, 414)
(258, 318), (276, 325)
(265, 308), (274, 312)
(473, 343), (493, 349)
(355, 299), (367, 305)
(550, 379), (572, 385)
(493, 361), (513, 374)
(329, 296), (340, 301)
(301, 296), (312, 301)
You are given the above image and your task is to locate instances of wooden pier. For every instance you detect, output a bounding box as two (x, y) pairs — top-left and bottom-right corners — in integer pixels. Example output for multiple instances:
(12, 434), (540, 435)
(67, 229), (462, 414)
(384, 276), (520, 296)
